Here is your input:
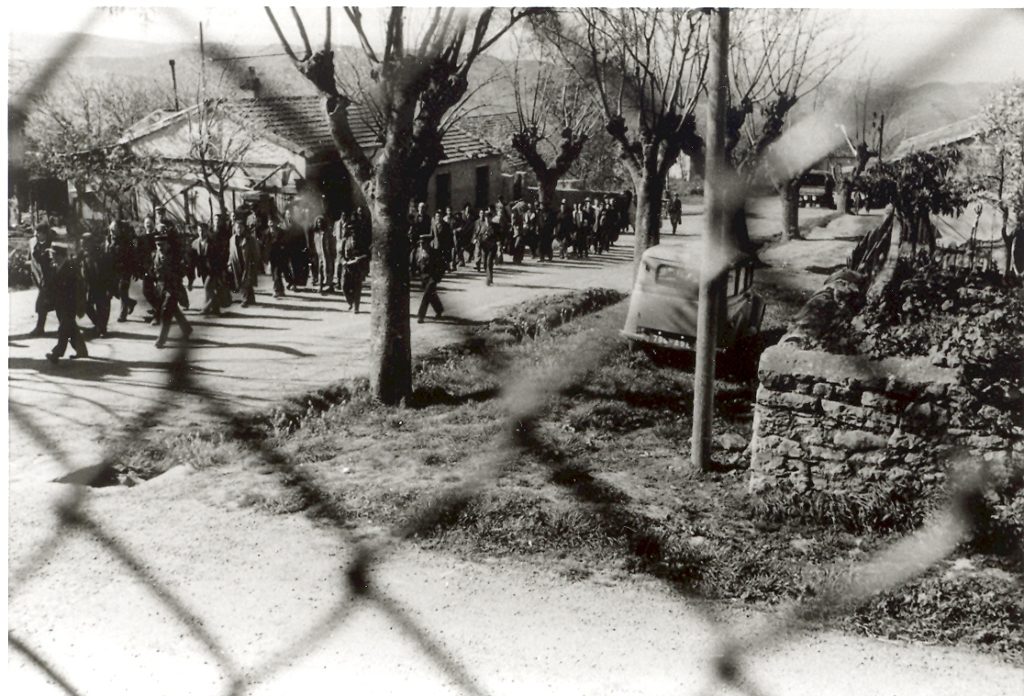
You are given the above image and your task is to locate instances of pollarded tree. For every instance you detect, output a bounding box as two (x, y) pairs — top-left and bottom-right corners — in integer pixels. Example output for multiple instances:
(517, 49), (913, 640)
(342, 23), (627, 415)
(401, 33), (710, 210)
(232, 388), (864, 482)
(537, 8), (708, 264)
(507, 48), (600, 214)
(266, 7), (539, 405)
(726, 9), (849, 240)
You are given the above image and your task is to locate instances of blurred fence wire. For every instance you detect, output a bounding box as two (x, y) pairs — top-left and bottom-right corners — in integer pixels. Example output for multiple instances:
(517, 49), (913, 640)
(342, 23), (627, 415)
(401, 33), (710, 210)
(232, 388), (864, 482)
(7, 6), (1015, 696)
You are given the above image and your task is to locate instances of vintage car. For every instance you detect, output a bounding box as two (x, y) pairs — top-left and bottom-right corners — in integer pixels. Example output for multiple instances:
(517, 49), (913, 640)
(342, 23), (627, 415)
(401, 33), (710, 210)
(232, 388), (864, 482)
(798, 170), (836, 208)
(620, 246), (765, 354)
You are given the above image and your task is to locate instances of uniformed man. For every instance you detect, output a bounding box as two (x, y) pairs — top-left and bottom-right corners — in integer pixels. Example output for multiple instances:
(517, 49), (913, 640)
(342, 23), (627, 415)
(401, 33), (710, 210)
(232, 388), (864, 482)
(669, 193), (683, 235)
(414, 234), (445, 323)
(338, 220), (368, 313)
(153, 234), (193, 348)
(268, 218), (291, 299)
(473, 208), (498, 285)
(45, 241), (88, 363)
(80, 232), (114, 337)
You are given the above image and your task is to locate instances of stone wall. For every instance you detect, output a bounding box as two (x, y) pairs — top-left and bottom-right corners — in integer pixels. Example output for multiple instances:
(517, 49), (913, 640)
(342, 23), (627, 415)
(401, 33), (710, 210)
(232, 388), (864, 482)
(750, 344), (1020, 493)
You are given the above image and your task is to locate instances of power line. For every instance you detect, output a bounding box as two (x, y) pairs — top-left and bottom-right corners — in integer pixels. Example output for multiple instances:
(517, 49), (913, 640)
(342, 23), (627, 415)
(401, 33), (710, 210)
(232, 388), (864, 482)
(208, 52), (290, 62)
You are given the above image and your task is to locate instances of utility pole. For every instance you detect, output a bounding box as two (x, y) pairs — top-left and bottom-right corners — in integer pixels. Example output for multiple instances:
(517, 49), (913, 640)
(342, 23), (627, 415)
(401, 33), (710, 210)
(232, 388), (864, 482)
(168, 59), (180, 111)
(877, 113), (885, 162)
(691, 8), (730, 471)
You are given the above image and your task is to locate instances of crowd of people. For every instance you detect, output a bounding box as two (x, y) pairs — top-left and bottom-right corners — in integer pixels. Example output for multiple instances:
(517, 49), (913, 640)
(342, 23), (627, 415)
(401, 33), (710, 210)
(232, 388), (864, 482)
(25, 192), (633, 362)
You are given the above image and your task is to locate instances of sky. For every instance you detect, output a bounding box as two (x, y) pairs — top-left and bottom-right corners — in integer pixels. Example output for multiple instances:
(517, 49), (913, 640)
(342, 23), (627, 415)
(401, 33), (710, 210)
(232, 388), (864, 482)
(6, 4), (1024, 85)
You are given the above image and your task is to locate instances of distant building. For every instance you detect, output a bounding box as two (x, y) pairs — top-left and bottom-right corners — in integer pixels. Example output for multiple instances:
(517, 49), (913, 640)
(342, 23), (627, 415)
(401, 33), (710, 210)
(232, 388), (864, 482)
(118, 96), (502, 222)
(890, 116), (986, 161)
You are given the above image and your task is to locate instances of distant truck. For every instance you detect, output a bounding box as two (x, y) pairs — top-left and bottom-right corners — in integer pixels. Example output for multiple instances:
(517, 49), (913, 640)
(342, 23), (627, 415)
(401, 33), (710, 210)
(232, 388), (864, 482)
(798, 170), (836, 209)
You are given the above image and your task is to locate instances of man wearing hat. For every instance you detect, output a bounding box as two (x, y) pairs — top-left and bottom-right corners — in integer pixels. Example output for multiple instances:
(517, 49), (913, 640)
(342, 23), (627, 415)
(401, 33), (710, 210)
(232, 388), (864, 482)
(28, 222), (56, 336)
(473, 208), (499, 285)
(45, 240), (88, 363)
(338, 218), (368, 313)
(414, 233), (445, 323)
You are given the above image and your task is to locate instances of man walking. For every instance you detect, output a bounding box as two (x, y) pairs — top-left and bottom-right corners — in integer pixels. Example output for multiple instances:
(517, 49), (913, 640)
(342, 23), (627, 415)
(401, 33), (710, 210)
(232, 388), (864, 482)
(108, 219), (138, 322)
(268, 218), (291, 299)
(414, 234), (445, 323)
(28, 222), (56, 336)
(473, 208), (498, 286)
(153, 234), (193, 348)
(81, 232), (114, 337)
(45, 241), (88, 363)
(669, 193), (682, 235)
(338, 221), (368, 313)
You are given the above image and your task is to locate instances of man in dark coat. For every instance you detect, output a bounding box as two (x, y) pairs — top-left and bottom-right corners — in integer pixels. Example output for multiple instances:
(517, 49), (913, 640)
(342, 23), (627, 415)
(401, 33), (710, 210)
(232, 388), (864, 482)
(268, 220), (291, 299)
(668, 193), (683, 235)
(45, 242), (88, 363)
(80, 232), (114, 337)
(455, 204), (475, 268)
(473, 208), (498, 285)
(153, 234), (193, 348)
(28, 223), (56, 336)
(414, 234), (445, 323)
(107, 219), (138, 322)
(338, 220), (368, 313)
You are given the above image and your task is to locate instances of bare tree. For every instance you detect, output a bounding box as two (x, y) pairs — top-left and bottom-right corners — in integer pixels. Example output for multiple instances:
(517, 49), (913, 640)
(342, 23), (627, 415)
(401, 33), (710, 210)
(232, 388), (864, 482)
(266, 6), (539, 405)
(507, 44), (599, 214)
(725, 9), (849, 240)
(538, 8), (709, 264)
(183, 78), (255, 219)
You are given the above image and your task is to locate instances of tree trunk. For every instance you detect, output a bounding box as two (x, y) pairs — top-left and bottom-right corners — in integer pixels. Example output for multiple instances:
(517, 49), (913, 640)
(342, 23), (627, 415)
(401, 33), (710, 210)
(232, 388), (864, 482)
(835, 178), (850, 215)
(780, 179), (800, 240)
(368, 176), (413, 405)
(537, 172), (558, 214)
(632, 172), (665, 267)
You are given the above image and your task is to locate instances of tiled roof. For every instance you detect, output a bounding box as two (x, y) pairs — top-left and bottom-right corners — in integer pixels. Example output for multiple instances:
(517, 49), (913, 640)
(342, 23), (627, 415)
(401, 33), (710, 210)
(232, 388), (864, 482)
(891, 117), (983, 159)
(124, 96), (500, 165)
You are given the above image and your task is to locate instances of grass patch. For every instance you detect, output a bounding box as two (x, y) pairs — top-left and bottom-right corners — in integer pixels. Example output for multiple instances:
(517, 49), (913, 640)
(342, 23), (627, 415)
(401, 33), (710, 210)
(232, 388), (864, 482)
(127, 285), (1022, 663)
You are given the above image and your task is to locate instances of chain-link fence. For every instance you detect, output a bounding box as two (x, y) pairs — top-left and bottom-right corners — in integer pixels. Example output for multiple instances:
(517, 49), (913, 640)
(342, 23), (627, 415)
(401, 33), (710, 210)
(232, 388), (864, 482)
(8, 7), (1019, 695)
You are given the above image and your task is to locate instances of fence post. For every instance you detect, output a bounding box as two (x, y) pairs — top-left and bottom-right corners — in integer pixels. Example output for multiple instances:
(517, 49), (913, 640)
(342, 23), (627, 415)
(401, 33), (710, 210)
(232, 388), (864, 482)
(691, 8), (730, 471)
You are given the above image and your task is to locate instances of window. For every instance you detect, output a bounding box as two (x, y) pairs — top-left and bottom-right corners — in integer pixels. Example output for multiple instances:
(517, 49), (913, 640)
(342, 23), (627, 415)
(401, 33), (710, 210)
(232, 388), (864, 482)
(475, 166), (490, 209)
(435, 172), (451, 212)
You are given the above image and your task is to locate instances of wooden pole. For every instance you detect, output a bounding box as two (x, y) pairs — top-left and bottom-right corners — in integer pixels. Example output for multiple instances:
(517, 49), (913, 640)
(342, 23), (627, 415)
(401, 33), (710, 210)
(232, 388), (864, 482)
(691, 8), (730, 471)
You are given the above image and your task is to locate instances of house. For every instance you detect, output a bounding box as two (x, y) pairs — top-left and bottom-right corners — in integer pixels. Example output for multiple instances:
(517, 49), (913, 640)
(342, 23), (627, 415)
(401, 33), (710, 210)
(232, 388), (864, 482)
(119, 96), (503, 222)
(890, 116), (986, 160)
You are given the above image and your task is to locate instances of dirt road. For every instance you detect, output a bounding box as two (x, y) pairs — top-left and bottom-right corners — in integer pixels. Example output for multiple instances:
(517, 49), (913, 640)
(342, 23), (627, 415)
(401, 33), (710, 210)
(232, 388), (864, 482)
(7, 198), (839, 484)
(9, 473), (1023, 696)
(15, 202), (1018, 695)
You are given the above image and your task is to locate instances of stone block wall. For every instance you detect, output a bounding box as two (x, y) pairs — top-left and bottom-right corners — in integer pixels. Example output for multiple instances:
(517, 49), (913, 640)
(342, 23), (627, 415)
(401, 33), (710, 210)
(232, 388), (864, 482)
(750, 344), (1020, 493)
